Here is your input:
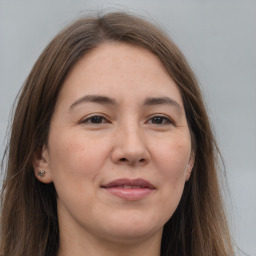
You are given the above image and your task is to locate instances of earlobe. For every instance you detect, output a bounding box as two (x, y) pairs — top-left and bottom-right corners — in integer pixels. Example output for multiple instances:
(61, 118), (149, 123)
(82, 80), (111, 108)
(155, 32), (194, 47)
(32, 145), (53, 184)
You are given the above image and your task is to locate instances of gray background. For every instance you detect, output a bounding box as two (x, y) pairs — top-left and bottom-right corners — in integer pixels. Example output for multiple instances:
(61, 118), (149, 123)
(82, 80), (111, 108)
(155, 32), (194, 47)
(0, 1), (255, 255)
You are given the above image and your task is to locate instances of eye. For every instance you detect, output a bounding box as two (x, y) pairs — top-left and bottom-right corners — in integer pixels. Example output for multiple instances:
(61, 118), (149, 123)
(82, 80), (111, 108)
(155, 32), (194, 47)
(148, 115), (173, 125)
(81, 115), (109, 124)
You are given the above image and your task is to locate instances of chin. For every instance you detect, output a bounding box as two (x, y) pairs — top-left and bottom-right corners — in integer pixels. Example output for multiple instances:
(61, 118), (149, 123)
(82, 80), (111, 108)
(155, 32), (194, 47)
(103, 226), (162, 244)
(96, 212), (165, 243)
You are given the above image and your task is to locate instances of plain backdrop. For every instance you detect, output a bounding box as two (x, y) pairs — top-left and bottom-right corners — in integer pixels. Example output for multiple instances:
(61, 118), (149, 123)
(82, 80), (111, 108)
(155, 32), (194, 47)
(0, 1), (255, 255)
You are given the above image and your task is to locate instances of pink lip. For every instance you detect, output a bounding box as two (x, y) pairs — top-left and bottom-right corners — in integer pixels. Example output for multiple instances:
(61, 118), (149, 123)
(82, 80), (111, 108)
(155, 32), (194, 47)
(101, 178), (155, 201)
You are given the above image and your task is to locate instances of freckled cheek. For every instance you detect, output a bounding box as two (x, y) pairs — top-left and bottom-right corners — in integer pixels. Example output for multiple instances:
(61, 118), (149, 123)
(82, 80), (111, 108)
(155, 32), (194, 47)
(155, 139), (191, 182)
(49, 132), (110, 179)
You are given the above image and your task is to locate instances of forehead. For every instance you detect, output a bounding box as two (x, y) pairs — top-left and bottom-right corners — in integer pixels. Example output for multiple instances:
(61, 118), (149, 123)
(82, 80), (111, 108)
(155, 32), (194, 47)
(57, 42), (183, 107)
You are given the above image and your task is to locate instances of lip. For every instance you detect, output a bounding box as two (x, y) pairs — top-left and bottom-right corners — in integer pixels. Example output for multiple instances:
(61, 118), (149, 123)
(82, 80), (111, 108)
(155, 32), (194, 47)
(101, 178), (156, 201)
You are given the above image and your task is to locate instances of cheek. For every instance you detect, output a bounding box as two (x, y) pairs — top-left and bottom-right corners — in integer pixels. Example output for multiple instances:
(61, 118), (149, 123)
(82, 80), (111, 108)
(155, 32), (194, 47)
(152, 134), (191, 215)
(47, 130), (110, 184)
(155, 137), (191, 179)
(47, 130), (112, 210)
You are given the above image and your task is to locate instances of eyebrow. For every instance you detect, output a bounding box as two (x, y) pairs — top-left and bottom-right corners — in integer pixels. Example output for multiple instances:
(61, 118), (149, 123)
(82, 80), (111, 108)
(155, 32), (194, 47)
(143, 97), (183, 112)
(69, 94), (182, 112)
(69, 95), (116, 110)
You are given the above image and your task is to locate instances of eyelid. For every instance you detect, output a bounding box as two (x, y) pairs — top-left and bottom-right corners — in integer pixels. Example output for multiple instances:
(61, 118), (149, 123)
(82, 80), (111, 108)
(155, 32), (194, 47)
(146, 114), (176, 126)
(79, 113), (176, 126)
(80, 114), (110, 124)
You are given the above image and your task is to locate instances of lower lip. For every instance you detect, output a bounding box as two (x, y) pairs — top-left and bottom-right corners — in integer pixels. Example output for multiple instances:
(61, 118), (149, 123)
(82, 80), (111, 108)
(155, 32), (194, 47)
(103, 187), (154, 200)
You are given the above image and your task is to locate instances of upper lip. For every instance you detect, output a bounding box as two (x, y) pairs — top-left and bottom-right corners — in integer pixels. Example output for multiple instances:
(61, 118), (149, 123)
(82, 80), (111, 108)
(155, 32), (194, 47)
(101, 178), (155, 189)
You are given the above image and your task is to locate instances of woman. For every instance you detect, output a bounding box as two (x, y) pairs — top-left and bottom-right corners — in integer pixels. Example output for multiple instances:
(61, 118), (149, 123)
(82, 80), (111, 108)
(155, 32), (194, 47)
(0, 12), (234, 256)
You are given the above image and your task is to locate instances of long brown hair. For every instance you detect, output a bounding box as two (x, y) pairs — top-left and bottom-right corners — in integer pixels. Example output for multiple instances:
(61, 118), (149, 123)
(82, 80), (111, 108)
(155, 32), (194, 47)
(0, 12), (234, 256)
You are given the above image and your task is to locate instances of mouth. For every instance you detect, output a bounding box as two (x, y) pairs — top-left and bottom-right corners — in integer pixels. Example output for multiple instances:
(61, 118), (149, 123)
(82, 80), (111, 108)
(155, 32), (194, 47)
(101, 178), (155, 201)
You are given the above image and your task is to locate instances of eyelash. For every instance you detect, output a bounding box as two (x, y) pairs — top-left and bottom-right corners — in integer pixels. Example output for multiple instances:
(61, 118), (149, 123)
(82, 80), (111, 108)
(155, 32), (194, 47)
(147, 115), (174, 125)
(80, 114), (174, 126)
(81, 115), (109, 124)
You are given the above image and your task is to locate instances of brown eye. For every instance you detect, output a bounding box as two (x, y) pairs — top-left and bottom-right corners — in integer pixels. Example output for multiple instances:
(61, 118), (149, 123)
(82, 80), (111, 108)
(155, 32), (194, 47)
(82, 115), (108, 124)
(90, 116), (104, 123)
(149, 116), (172, 125)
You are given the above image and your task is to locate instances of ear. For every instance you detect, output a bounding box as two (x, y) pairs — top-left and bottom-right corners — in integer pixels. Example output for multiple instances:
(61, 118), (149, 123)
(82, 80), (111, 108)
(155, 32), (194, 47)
(185, 152), (195, 182)
(32, 145), (53, 183)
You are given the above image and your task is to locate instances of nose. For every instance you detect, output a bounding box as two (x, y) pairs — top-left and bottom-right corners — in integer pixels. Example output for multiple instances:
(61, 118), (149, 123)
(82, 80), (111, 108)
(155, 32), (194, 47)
(111, 126), (150, 166)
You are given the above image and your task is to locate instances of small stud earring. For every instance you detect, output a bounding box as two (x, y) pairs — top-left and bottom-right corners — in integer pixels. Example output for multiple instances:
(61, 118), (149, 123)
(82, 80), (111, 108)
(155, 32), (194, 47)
(38, 170), (46, 178)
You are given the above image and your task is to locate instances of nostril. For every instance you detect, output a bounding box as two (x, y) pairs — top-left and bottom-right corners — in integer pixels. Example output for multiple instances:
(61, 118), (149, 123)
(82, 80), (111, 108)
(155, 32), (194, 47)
(117, 158), (147, 165)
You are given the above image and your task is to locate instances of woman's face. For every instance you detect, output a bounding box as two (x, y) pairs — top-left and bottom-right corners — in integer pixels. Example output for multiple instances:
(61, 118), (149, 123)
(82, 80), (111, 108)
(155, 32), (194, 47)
(35, 42), (194, 244)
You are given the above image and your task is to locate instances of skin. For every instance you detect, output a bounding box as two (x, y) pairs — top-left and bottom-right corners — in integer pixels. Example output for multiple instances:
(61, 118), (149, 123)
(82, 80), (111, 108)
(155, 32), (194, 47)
(34, 42), (194, 256)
